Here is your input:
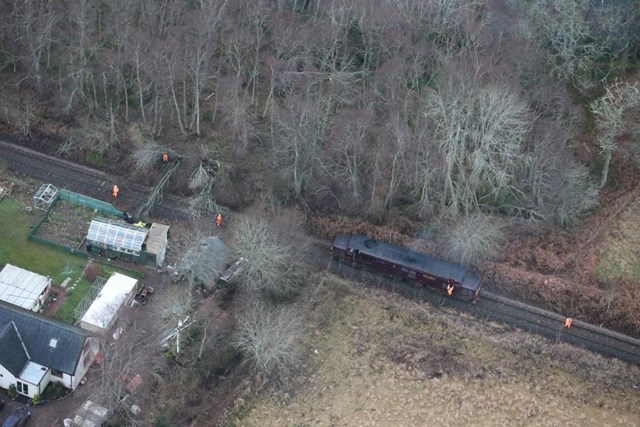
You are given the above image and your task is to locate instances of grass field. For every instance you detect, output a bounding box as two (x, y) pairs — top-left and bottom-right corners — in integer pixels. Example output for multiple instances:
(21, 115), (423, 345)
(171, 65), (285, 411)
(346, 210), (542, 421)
(228, 275), (640, 427)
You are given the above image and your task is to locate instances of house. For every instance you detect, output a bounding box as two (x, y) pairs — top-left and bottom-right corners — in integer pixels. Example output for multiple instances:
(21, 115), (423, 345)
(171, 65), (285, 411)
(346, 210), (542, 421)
(0, 302), (98, 398)
(78, 273), (138, 334)
(0, 264), (52, 312)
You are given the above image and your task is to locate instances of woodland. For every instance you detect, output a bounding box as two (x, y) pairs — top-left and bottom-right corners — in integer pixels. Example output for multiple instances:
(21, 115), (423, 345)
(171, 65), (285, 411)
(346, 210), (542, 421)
(1, 0), (640, 425)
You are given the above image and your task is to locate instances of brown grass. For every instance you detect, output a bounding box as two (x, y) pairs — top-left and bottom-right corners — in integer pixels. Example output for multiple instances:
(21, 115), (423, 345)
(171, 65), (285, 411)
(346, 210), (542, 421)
(309, 214), (414, 244)
(226, 274), (640, 426)
(596, 194), (640, 284)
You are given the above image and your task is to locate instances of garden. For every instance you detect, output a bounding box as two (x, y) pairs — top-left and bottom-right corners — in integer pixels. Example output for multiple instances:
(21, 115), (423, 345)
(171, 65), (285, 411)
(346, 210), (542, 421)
(0, 195), (142, 324)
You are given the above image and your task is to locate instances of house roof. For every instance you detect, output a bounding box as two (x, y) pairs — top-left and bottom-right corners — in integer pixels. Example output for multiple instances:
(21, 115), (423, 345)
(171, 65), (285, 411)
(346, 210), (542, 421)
(0, 302), (90, 375)
(87, 217), (148, 252)
(80, 273), (138, 331)
(0, 264), (51, 311)
(0, 321), (29, 376)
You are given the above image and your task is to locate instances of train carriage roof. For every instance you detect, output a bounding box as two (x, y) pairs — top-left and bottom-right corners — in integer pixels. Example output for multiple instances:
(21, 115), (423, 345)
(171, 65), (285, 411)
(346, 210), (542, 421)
(343, 234), (481, 290)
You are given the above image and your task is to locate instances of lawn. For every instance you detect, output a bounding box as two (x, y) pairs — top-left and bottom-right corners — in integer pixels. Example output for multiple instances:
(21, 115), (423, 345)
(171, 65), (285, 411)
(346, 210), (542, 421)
(0, 196), (88, 282)
(54, 262), (143, 323)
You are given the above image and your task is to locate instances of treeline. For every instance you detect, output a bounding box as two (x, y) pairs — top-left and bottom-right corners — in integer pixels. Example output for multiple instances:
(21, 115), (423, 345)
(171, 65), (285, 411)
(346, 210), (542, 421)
(1, 0), (639, 226)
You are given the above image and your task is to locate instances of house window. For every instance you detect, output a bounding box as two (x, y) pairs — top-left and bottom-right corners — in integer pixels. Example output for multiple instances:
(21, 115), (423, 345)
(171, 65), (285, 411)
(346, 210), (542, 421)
(52, 369), (64, 378)
(16, 382), (28, 395)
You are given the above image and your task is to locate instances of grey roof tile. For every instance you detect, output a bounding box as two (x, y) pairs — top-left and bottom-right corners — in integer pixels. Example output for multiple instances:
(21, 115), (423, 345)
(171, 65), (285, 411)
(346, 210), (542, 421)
(0, 321), (29, 376)
(0, 302), (90, 375)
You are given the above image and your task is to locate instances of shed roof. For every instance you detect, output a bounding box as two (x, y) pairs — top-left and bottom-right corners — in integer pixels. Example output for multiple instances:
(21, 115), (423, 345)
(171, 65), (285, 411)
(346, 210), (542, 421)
(0, 302), (90, 375)
(87, 218), (148, 252)
(0, 264), (51, 311)
(80, 273), (138, 331)
(145, 223), (169, 256)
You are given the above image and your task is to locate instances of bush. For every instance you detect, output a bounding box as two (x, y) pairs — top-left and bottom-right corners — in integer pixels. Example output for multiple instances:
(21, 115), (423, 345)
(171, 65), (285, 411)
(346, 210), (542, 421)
(31, 393), (41, 405)
(154, 414), (173, 427)
(7, 384), (17, 400)
(83, 262), (102, 282)
(43, 381), (69, 399)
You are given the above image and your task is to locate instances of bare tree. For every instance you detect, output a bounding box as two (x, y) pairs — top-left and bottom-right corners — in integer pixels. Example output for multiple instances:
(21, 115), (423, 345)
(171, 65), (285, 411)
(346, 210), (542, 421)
(174, 235), (230, 288)
(273, 93), (334, 200)
(552, 158), (599, 227)
(231, 214), (305, 300)
(137, 158), (182, 217)
(7, 0), (55, 89)
(589, 80), (640, 188)
(322, 108), (374, 207)
(233, 300), (304, 379)
(56, 114), (120, 157)
(130, 143), (174, 175)
(0, 92), (38, 136)
(445, 213), (506, 266)
(188, 158), (225, 218)
(521, 0), (623, 91)
(85, 308), (160, 424)
(522, 128), (599, 227)
(152, 284), (194, 333)
(423, 66), (532, 217)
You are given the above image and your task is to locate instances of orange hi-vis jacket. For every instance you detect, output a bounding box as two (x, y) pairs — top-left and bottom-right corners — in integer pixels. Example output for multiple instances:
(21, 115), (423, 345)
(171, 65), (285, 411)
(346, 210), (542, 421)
(216, 213), (223, 226)
(112, 185), (120, 198)
(564, 318), (573, 329)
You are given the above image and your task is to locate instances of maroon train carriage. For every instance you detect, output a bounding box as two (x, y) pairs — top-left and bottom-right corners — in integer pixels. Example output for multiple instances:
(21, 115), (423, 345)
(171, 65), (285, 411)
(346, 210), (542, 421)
(331, 234), (482, 302)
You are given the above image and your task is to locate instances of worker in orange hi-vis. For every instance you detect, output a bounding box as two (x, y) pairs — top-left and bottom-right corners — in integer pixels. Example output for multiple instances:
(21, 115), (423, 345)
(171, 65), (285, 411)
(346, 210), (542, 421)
(446, 282), (454, 296)
(564, 318), (573, 329)
(112, 185), (120, 199)
(216, 213), (223, 227)
(162, 152), (169, 164)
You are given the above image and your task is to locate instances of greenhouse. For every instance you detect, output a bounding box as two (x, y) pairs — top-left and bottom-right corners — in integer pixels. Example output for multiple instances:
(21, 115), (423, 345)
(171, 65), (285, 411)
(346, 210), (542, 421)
(86, 217), (148, 256)
(32, 183), (59, 211)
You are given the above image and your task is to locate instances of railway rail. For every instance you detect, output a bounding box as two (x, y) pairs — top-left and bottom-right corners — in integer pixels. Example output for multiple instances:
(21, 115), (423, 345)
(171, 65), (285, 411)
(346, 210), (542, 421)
(0, 138), (202, 221)
(328, 254), (640, 365)
(2, 138), (639, 364)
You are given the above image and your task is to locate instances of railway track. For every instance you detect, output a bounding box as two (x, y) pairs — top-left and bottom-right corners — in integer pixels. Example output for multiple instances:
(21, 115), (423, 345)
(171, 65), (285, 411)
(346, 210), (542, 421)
(0, 139), (203, 221)
(2, 138), (639, 364)
(328, 256), (640, 365)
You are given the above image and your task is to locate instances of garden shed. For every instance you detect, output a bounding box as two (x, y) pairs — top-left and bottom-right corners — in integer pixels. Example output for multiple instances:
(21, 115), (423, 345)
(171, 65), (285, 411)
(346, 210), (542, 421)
(79, 272), (138, 333)
(145, 223), (170, 267)
(0, 264), (52, 312)
(33, 183), (59, 211)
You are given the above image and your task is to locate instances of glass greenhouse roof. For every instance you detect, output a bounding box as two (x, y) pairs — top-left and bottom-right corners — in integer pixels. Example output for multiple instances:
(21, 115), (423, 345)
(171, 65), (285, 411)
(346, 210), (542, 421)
(87, 218), (148, 252)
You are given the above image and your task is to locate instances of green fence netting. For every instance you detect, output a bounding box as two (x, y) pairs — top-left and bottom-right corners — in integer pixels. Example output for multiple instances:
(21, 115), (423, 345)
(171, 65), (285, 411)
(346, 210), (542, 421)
(59, 189), (123, 217)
